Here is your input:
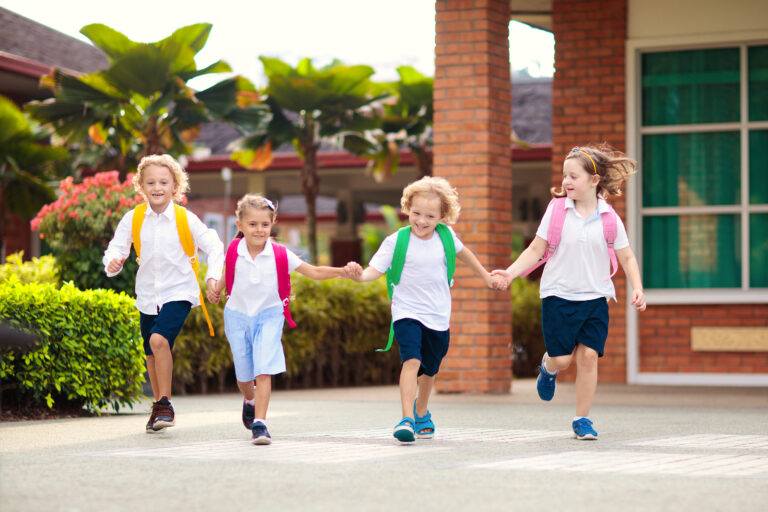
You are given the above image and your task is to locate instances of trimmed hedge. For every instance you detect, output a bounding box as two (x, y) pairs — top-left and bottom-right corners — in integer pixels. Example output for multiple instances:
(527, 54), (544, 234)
(0, 252), (59, 285)
(0, 278), (145, 412)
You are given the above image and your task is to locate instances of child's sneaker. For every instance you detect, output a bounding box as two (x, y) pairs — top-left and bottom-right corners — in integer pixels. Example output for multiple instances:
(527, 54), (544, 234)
(242, 400), (255, 429)
(152, 396), (175, 429)
(251, 421), (272, 445)
(536, 355), (558, 401)
(572, 417), (598, 440)
(393, 417), (416, 443)
(145, 401), (164, 433)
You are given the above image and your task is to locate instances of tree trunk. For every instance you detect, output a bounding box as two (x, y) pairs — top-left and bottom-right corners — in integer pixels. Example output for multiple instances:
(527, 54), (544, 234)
(300, 118), (320, 264)
(412, 146), (432, 178)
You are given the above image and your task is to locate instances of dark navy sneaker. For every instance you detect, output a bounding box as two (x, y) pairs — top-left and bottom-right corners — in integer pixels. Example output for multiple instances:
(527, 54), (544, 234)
(152, 396), (175, 429)
(572, 418), (598, 440)
(536, 364), (558, 401)
(251, 421), (272, 445)
(242, 401), (255, 429)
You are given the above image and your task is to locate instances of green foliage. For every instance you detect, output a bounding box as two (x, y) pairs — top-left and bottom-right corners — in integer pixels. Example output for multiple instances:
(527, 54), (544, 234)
(509, 233), (544, 377)
(30, 171), (140, 293)
(0, 279), (145, 412)
(0, 251), (59, 284)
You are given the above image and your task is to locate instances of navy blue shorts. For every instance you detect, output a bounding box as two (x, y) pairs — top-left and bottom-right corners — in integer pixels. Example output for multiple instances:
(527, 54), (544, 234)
(139, 301), (192, 355)
(541, 296), (609, 358)
(393, 318), (450, 377)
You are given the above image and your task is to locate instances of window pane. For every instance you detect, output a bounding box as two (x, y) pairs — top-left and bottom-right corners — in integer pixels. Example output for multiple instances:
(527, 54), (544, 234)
(750, 214), (768, 287)
(643, 215), (740, 288)
(642, 49), (740, 126)
(749, 45), (768, 121)
(642, 132), (740, 207)
(750, 130), (768, 204)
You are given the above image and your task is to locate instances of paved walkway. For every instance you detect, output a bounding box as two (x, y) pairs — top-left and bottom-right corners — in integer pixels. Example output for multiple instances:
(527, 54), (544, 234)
(1, 380), (767, 512)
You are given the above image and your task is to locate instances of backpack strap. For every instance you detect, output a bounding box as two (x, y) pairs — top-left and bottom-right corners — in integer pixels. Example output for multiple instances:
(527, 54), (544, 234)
(174, 204), (215, 337)
(224, 237), (241, 297)
(272, 242), (297, 328)
(131, 203), (148, 264)
(379, 227), (412, 352)
(521, 197), (566, 277)
(435, 223), (456, 286)
(602, 204), (619, 279)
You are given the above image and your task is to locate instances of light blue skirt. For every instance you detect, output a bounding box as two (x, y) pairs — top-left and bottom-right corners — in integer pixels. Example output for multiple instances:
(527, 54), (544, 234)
(223, 305), (286, 381)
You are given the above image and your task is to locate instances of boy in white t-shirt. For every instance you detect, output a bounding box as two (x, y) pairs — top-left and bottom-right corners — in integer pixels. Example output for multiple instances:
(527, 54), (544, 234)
(345, 177), (499, 443)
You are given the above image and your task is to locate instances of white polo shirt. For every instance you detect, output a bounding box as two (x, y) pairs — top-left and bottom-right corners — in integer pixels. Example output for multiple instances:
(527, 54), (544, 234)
(103, 203), (224, 315)
(370, 227), (464, 331)
(224, 238), (303, 317)
(536, 197), (629, 302)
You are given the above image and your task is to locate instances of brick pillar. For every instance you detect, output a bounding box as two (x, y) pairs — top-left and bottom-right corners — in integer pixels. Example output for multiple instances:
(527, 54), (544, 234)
(433, 0), (513, 393)
(552, 0), (628, 382)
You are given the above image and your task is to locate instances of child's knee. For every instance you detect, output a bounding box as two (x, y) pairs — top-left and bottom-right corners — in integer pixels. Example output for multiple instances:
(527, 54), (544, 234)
(402, 358), (421, 371)
(576, 346), (599, 369)
(548, 354), (573, 371)
(149, 334), (169, 352)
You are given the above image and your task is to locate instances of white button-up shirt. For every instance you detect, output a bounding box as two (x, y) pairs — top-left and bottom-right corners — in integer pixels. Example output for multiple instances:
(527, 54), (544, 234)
(103, 203), (224, 315)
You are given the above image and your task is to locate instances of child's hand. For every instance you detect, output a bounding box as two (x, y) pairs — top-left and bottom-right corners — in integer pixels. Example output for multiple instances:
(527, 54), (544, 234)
(206, 279), (221, 304)
(632, 289), (646, 312)
(107, 257), (126, 273)
(490, 269), (512, 290)
(491, 273), (508, 291)
(342, 261), (363, 279)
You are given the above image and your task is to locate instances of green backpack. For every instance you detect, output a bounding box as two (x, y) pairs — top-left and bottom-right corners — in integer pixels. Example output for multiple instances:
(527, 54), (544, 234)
(379, 223), (456, 352)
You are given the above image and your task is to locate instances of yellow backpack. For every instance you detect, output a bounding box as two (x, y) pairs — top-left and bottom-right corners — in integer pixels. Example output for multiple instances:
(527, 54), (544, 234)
(131, 203), (214, 336)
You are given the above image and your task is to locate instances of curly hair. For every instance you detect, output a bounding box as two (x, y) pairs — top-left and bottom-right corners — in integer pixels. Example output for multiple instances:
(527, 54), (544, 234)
(133, 154), (190, 202)
(401, 176), (461, 224)
(235, 194), (277, 222)
(551, 143), (637, 198)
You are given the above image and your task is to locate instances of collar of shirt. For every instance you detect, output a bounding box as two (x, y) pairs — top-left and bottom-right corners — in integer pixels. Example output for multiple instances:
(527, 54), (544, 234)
(564, 197), (610, 223)
(237, 237), (273, 262)
(145, 202), (175, 221)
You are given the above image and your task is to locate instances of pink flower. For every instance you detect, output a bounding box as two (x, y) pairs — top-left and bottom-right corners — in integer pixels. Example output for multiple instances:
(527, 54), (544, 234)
(58, 213), (65, 221)
(85, 193), (97, 201)
(69, 211), (79, 219)
(106, 209), (112, 216)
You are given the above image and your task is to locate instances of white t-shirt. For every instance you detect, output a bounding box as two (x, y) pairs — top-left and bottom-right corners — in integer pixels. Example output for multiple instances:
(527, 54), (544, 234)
(536, 197), (629, 302)
(369, 227), (464, 331)
(224, 238), (303, 317)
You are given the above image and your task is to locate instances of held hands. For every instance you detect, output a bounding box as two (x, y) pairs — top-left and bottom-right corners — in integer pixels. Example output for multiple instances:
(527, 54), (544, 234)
(632, 289), (647, 312)
(206, 278), (221, 304)
(490, 269), (513, 290)
(107, 257), (126, 274)
(342, 261), (363, 280)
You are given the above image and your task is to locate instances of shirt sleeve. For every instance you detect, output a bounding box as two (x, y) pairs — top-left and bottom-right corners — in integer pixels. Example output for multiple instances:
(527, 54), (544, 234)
(285, 247), (303, 273)
(535, 201), (555, 241)
(369, 232), (397, 273)
(102, 209), (134, 277)
(613, 213), (630, 250)
(448, 226), (465, 254)
(187, 210), (225, 281)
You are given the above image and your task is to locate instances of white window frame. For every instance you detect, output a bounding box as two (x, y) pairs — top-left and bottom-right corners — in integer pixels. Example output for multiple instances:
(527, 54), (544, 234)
(625, 31), (768, 386)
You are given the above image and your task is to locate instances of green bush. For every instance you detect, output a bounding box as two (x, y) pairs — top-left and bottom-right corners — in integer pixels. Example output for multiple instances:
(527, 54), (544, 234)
(0, 278), (145, 412)
(510, 274), (544, 378)
(0, 251), (59, 285)
(171, 270), (400, 393)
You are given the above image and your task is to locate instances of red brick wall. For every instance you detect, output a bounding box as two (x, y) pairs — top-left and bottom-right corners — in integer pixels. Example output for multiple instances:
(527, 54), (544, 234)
(433, 0), (513, 393)
(552, 0), (628, 382)
(640, 305), (768, 374)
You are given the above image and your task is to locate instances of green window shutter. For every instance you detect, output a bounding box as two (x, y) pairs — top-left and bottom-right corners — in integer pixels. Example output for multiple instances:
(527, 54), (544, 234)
(748, 45), (768, 122)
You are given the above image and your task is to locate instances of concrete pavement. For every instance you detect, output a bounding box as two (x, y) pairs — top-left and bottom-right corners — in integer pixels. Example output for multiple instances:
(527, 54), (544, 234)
(1, 380), (767, 512)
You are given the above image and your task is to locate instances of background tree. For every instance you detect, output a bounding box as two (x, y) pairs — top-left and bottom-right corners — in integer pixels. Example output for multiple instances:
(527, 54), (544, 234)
(0, 95), (68, 261)
(27, 23), (269, 179)
(229, 57), (381, 263)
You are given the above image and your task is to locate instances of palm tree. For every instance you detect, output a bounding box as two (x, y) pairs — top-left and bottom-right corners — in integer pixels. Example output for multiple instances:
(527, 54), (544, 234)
(27, 23), (269, 179)
(0, 96), (68, 260)
(229, 57), (382, 263)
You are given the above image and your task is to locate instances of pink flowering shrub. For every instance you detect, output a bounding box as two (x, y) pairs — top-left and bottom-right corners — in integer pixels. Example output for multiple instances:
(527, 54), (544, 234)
(30, 171), (143, 292)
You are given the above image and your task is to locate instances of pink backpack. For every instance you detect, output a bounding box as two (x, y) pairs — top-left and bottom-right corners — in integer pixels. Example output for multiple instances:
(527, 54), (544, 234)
(522, 197), (619, 278)
(225, 238), (297, 328)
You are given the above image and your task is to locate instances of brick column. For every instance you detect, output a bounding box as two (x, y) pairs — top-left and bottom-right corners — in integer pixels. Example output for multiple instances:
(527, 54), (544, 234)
(433, 0), (513, 393)
(552, 0), (628, 382)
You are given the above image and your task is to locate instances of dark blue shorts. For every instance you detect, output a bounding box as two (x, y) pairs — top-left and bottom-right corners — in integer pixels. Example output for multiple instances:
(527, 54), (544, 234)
(541, 296), (609, 358)
(393, 318), (450, 377)
(139, 301), (192, 356)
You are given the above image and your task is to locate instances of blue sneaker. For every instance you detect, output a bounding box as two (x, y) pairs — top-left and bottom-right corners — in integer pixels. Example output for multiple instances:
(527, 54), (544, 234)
(536, 363), (558, 401)
(251, 421), (272, 445)
(242, 400), (255, 429)
(572, 418), (598, 440)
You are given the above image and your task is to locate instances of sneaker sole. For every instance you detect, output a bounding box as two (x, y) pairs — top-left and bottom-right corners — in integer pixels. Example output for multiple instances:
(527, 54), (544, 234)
(146, 426), (166, 434)
(153, 420), (175, 429)
(415, 432), (434, 439)
(252, 436), (272, 445)
(574, 433), (597, 440)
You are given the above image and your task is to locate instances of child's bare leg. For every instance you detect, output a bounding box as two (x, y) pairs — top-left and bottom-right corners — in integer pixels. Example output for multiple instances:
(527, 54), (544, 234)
(415, 374), (434, 416)
(399, 359), (420, 419)
(574, 344), (599, 417)
(148, 333), (173, 399)
(253, 374), (271, 420)
(237, 379), (256, 401)
(545, 353), (573, 373)
(145, 355), (160, 401)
